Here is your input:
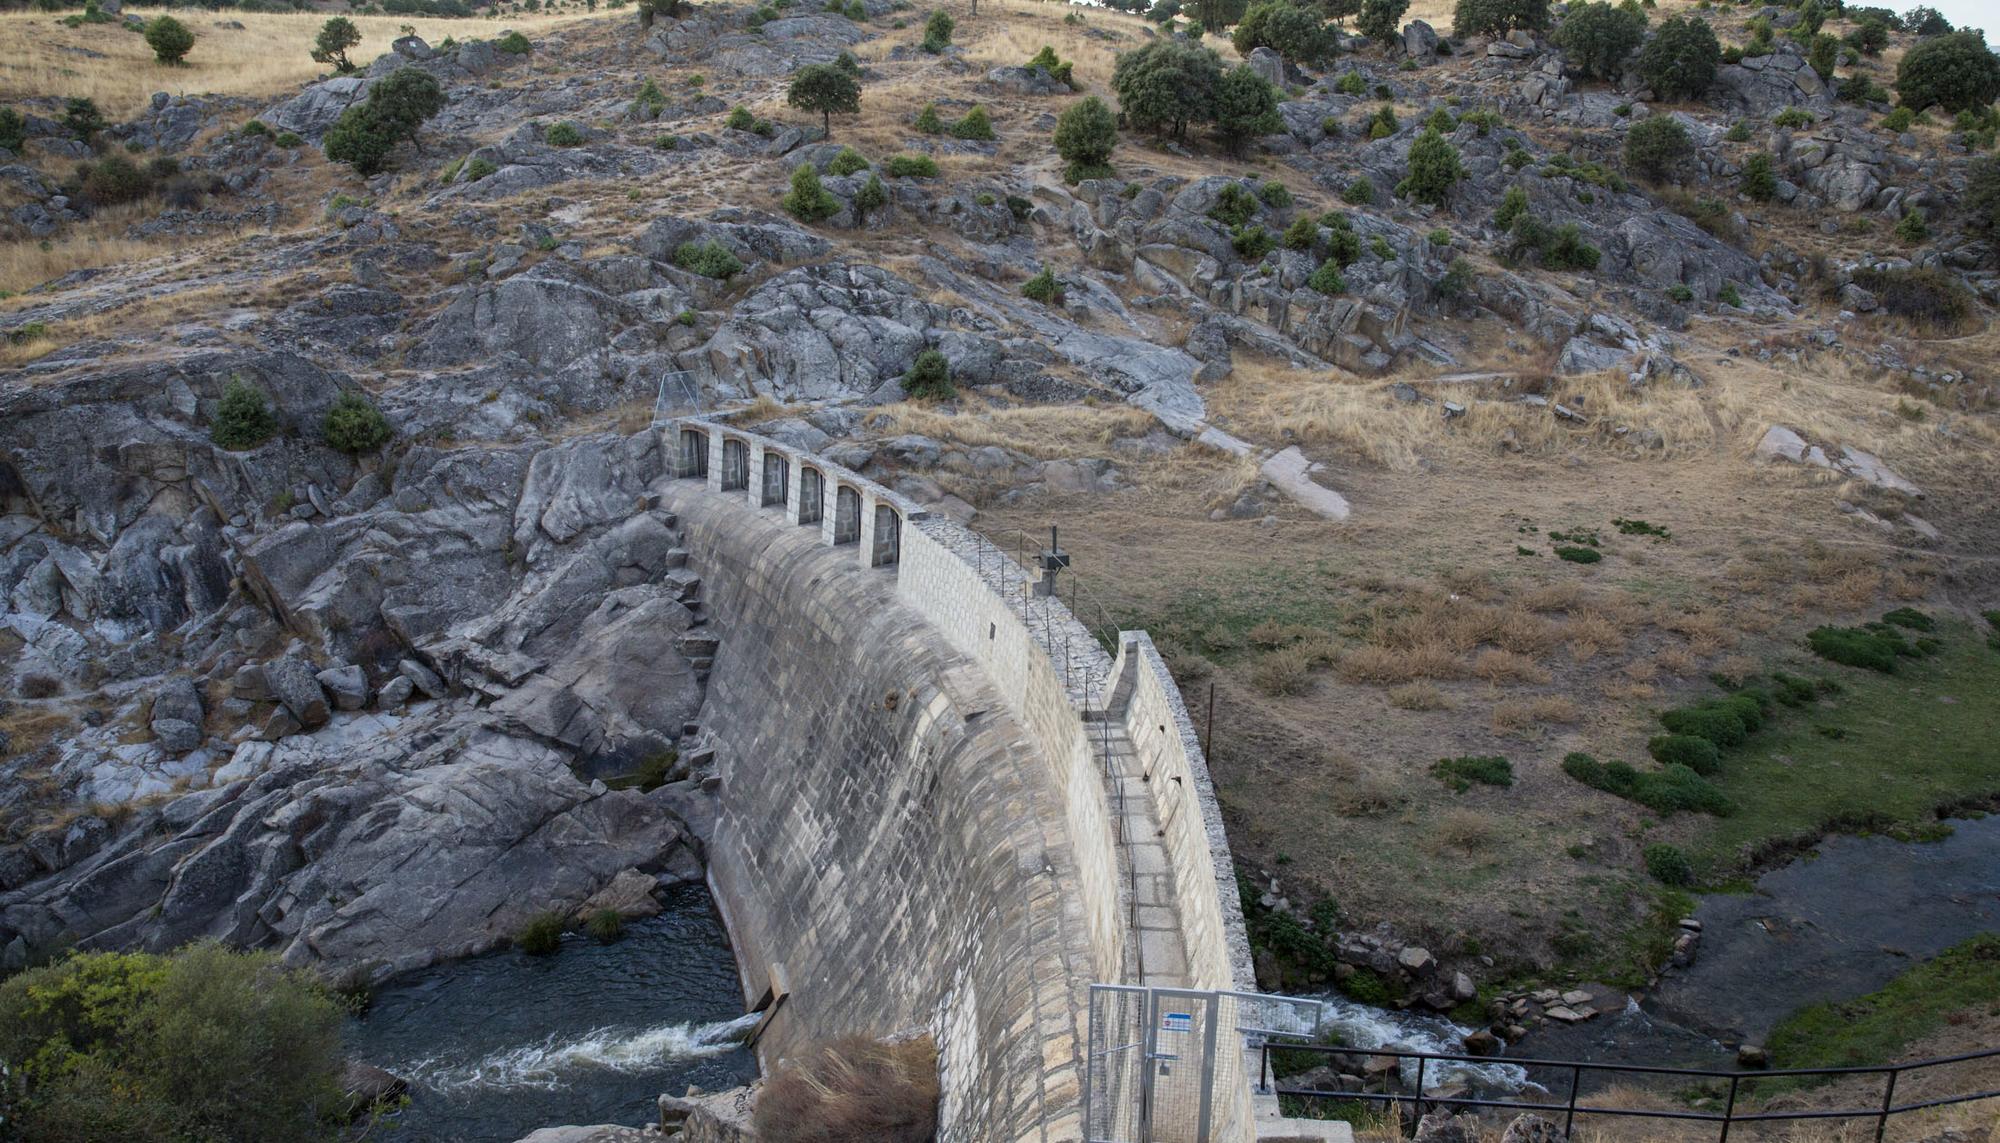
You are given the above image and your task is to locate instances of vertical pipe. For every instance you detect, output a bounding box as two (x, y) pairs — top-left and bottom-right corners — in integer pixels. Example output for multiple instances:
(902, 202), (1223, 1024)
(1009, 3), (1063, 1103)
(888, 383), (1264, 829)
(1414, 1056), (1427, 1127)
(1564, 1064), (1580, 1141)
(1876, 1069), (1899, 1143)
(1719, 1074), (1739, 1143)
(1203, 682), (1217, 760)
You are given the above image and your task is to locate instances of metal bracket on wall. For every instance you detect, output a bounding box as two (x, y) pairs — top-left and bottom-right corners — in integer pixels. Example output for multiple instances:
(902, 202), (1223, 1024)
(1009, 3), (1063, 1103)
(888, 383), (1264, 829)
(745, 961), (791, 1049)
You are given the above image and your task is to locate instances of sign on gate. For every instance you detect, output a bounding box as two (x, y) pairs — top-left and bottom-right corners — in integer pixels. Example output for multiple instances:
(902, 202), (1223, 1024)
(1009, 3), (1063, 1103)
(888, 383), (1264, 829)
(1084, 985), (1325, 1143)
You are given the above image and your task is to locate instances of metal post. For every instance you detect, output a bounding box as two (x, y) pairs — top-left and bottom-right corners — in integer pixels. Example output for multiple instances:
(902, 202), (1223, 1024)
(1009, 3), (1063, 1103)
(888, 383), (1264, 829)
(1414, 1056), (1427, 1126)
(1876, 1069), (1899, 1143)
(1260, 1043), (1270, 1094)
(1564, 1064), (1581, 1140)
(1203, 682), (1217, 759)
(1719, 1074), (1740, 1143)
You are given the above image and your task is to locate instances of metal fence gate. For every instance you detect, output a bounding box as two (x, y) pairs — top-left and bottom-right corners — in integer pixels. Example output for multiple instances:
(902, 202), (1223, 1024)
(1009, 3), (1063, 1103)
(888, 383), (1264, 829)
(1085, 985), (1323, 1143)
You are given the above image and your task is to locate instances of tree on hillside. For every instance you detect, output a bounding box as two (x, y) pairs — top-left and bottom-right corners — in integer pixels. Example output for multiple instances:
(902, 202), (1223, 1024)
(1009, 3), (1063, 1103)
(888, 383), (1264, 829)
(1215, 64), (1283, 153)
(1895, 30), (2000, 114)
(1320, 0), (1361, 26)
(1054, 94), (1118, 181)
(788, 63), (861, 137)
(1397, 127), (1463, 204)
(1453, 0), (1548, 37)
(1623, 114), (1691, 180)
(1355, 0), (1408, 45)
(144, 15), (195, 65)
(312, 16), (363, 72)
(1233, 0), (1331, 66)
(922, 9), (954, 52)
(1111, 39), (1224, 141)
(1553, 0), (1646, 80)
(1188, 0), (1249, 37)
(1636, 14), (1720, 101)
(324, 67), (446, 175)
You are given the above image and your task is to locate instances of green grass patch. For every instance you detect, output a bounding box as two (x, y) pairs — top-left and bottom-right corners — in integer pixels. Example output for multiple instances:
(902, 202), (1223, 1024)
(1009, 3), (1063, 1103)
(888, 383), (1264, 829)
(1142, 559), (1348, 665)
(1613, 517), (1672, 539)
(1767, 934), (2000, 1071)
(1806, 612), (1941, 672)
(1689, 624), (2000, 872)
(1562, 752), (1734, 816)
(1555, 546), (1603, 564)
(1431, 754), (1514, 792)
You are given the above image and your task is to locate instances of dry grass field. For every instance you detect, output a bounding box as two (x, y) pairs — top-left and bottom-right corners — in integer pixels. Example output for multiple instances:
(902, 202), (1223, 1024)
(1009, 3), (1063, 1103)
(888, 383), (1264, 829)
(0, 7), (598, 120)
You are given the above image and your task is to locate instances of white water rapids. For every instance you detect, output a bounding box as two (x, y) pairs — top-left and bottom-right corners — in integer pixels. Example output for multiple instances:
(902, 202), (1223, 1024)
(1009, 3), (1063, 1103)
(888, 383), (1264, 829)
(406, 1011), (762, 1094)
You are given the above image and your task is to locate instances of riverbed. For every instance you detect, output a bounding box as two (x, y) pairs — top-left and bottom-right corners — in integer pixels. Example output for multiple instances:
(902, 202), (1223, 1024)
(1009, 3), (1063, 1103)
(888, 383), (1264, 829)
(346, 885), (756, 1143)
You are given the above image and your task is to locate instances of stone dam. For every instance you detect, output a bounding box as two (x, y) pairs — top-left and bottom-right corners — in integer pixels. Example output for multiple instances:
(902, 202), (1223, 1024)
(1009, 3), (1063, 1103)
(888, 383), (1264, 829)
(662, 416), (1255, 1142)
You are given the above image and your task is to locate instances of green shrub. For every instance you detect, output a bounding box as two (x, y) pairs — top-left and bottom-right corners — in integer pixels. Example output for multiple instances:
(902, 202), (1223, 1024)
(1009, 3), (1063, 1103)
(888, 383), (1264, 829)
(1228, 223), (1273, 260)
(1054, 95), (1117, 182)
(1431, 754), (1514, 792)
(1648, 733), (1722, 774)
(1740, 151), (1777, 200)
(1397, 127), (1463, 205)
(1334, 70), (1367, 95)
(1644, 843), (1695, 886)
(903, 348), (954, 400)
(0, 107), (23, 154)
(787, 61), (861, 137)
(1637, 14), (1720, 101)
(921, 8), (953, 51)
(1668, 283), (1694, 302)
(1772, 105), (1814, 129)
(827, 145), (870, 175)
(1894, 30), (2000, 113)
(1726, 118), (1752, 141)
(950, 105), (996, 140)
(322, 391), (392, 453)
(1357, 0), (1409, 42)
(78, 155), (151, 205)
(312, 15), (362, 72)
(324, 68), (446, 175)
(1493, 184), (1529, 230)
(545, 120), (584, 146)
(1209, 182), (1259, 227)
(1850, 265), (1974, 331)
(1554, 543), (1602, 562)
(1022, 267), (1063, 303)
(274, 131), (304, 148)
(1718, 281), (1743, 307)
(211, 378), (277, 450)
(1111, 39), (1225, 142)
(853, 172), (888, 218)
(1307, 260), (1347, 294)
(1282, 214), (1320, 250)
(1625, 115), (1692, 180)
(1453, 0), (1549, 36)
(1554, 0), (1647, 79)
(1881, 607), (1935, 631)
(727, 105), (757, 131)
(1026, 44), (1077, 88)
(516, 912), (565, 955)
(1562, 752), (1734, 815)
(1806, 623), (1910, 671)
(1883, 105), (1916, 132)
(465, 156), (497, 181)
(674, 238), (745, 278)
(1215, 64), (1283, 151)
(783, 164), (840, 221)
(144, 14), (195, 64)
(1425, 107), (1458, 134)
(586, 909), (626, 942)
(885, 153), (939, 177)
(1895, 209), (1929, 243)
(631, 77), (668, 119)
(1259, 178), (1293, 208)
(496, 29), (532, 54)
(1341, 176), (1376, 204)
(1658, 695), (1760, 748)
(61, 97), (106, 143)
(1365, 104), (1397, 139)
(1437, 256), (1474, 297)
(0, 944), (346, 1142)
(241, 118), (271, 137)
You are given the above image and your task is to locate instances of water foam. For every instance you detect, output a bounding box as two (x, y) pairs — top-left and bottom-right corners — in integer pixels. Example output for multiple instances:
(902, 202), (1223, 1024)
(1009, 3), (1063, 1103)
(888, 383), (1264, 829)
(1315, 995), (1537, 1095)
(410, 1011), (760, 1094)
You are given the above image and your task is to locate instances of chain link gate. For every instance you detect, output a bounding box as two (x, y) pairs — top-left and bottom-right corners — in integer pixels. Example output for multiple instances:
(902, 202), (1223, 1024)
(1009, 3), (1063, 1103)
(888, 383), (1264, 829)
(1085, 985), (1324, 1143)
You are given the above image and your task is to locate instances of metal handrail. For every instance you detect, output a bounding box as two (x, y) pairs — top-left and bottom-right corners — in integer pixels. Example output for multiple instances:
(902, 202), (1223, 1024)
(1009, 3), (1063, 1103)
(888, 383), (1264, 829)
(1256, 1040), (2000, 1143)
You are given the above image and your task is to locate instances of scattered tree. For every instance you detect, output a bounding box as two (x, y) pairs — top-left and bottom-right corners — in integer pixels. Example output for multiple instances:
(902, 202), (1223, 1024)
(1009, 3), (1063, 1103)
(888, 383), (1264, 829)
(902, 349), (954, 400)
(1233, 0), (1331, 66)
(1623, 114), (1691, 180)
(783, 163), (840, 221)
(787, 62), (861, 137)
(1453, 0), (1549, 37)
(921, 9), (954, 52)
(61, 96), (106, 142)
(1740, 151), (1777, 200)
(1111, 39), (1224, 142)
(1553, 1), (1646, 80)
(1894, 30), (2000, 114)
(950, 105), (996, 140)
(1397, 127), (1463, 204)
(144, 15), (195, 65)
(324, 67), (446, 175)
(1215, 64), (1283, 154)
(211, 378), (278, 450)
(312, 16), (362, 72)
(323, 391), (392, 453)
(1355, 0), (1408, 44)
(1054, 94), (1118, 181)
(1636, 14), (1720, 102)
(1967, 156), (2000, 248)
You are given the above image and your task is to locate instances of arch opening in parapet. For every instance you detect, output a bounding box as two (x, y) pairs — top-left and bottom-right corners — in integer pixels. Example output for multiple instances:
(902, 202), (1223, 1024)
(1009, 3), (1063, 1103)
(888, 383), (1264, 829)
(833, 485), (861, 545)
(761, 453), (789, 509)
(720, 438), (749, 492)
(799, 467), (824, 525)
(678, 430), (709, 479)
(871, 505), (902, 568)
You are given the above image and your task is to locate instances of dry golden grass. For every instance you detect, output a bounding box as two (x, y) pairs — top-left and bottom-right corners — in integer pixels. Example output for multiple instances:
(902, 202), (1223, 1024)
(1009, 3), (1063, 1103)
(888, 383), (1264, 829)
(0, 7), (597, 120)
(1331, 773), (1407, 818)
(885, 399), (1157, 458)
(1491, 693), (1581, 733)
(1387, 681), (1448, 710)
(1470, 647), (1551, 686)
(1427, 807), (1498, 854)
(1337, 641), (1467, 684)
(1653, 646), (1700, 677)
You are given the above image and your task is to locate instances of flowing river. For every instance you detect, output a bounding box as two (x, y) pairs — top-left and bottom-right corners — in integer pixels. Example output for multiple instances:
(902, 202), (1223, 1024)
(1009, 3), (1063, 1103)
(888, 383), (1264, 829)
(346, 885), (756, 1143)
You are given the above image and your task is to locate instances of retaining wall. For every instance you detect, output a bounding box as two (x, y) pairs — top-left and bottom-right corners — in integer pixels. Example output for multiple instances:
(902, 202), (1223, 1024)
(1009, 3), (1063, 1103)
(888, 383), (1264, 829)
(663, 418), (1251, 1142)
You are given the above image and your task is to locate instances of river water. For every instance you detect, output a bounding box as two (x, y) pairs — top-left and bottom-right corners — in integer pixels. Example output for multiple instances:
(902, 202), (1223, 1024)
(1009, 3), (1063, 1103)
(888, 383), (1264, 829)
(346, 885), (757, 1143)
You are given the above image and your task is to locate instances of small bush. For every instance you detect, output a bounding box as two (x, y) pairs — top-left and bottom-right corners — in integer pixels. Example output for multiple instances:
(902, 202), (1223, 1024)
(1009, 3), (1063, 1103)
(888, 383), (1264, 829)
(1562, 752), (1733, 815)
(78, 155), (151, 205)
(1021, 267), (1063, 303)
(674, 238), (745, 278)
(1648, 733), (1722, 773)
(515, 912), (565, 955)
(273, 131), (304, 148)
(1895, 30), (2000, 114)
(496, 29), (532, 54)
(1341, 176), (1376, 205)
(1625, 115), (1693, 180)
(144, 14), (195, 64)
(853, 172), (888, 218)
(1554, 544), (1602, 563)
(1741, 153), (1776, 201)
(1259, 178), (1293, 208)
(902, 348), (954, 401)
(1806, 623), (1910, 671)
(1850, 265), (1974, 331)
(1054, 95), (1117, 182)
(755, 1035), (939, 1143)
(322, 391), (391, 454)
(1306, 259), (1346, 294)
(586, 909), (625, 942)
(827, 145), (870, 175)
(727, 105), (757, 131)
(1397, 128), (1463, 205)
(1644, 843), (1695, 886)
(921, 8), (954, 52)
(211, 378), (277, 450)
(465, 156), (497, 181)
(949, 105), (996, 140)
(1882, 607), (1935, 631)
(1282, 214), (1320, 250)
(1251, 646), (1315, 695)
(1719, 281), (1744, 307)
(914, 103), (944, 133)
(1883, 105), (1916, 132)
(1772, 105), (1815, 129)
(545, 120), (584, 146)
(1209, 182), (1259, 227)
(1431, 754), (1513, 792)
(783, 164), (840, 221)
(1231, 223), (1275, 260)
(1365, 104), (1397, 139)
(1659, 693), (1763, 748)
(885, 154), (939, 177)
(1637, 14), (1720, 100)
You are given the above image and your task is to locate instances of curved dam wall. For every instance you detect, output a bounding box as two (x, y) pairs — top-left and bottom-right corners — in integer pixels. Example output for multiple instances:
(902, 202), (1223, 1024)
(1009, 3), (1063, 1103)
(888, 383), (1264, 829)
(660, 419), (1252, 1142)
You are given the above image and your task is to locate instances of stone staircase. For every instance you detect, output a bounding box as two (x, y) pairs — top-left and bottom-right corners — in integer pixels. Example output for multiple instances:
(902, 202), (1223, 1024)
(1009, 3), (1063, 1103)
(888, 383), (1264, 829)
(1090, 699), (1192, 989)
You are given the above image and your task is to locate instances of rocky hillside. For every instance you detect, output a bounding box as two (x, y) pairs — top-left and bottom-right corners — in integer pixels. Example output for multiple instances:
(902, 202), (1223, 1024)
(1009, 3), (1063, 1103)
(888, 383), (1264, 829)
(0, 0), (1996, 987)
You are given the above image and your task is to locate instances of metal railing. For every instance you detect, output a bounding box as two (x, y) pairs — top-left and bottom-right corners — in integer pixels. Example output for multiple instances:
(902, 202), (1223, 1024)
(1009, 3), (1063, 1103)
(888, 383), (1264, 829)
(1257, 1040), (2000, 1143)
